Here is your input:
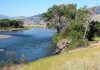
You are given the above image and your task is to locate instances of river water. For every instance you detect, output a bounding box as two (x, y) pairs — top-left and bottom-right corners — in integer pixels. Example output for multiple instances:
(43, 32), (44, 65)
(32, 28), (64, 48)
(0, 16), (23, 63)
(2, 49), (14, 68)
(0, 28), (56, 63)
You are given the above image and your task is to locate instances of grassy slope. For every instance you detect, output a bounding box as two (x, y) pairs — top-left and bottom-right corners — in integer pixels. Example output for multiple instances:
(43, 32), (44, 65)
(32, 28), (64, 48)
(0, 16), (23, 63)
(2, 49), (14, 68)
(94, 37), (100, 41)
(10, 42), (100, 70)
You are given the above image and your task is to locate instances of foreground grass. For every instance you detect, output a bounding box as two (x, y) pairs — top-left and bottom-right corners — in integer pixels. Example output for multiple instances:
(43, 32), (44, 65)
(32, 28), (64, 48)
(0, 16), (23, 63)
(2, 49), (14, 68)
(94, 37), (100, 41)
(6, 42), (100, 70)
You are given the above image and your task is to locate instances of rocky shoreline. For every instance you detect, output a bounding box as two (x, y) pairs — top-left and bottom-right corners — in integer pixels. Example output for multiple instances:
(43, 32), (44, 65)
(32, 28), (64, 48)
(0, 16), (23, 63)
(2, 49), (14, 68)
(54, 39), (70, 54)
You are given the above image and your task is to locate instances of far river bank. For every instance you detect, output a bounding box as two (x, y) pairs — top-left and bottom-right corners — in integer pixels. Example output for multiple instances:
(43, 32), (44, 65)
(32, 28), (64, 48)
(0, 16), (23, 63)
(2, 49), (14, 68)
(0, 35), (11, 39)
(0, 27), (31, 39)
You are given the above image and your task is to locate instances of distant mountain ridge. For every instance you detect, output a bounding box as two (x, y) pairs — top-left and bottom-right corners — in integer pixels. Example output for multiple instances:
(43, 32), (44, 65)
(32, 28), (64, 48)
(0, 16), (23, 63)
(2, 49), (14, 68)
(95, 6), (100, 14)
(0, 14), (11, 19)
(0, 6), (100, 25)
(0, 14), (44, 26)
(14, 14), (43, 24)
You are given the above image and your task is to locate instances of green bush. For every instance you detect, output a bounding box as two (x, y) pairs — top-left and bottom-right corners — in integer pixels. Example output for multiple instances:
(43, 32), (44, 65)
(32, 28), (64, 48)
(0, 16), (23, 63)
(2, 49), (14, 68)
(0, 62), (5, 68)
(52, 33), (63, 44)
(46, 23), (55, 29)
(87, 21), (100, 41)
(69, 39), (88, 50)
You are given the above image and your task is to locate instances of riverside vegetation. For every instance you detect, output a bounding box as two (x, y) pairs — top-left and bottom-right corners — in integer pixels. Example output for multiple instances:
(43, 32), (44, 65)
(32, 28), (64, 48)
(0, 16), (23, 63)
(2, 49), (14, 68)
(0, 19), (29, 31)
(1, 4), (100, 70)
(43, 4), (100, 51)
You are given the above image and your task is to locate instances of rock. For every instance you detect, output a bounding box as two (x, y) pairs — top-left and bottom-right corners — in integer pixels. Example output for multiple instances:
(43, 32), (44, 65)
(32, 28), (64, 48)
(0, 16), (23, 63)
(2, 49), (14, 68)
(57, 39), (69, 49)
(54, 39), (70, 55)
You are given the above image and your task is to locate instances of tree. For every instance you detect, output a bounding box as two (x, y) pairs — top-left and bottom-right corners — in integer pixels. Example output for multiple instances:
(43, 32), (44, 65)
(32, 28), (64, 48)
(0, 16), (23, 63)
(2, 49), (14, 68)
(42, 4), (77, 33)
(0, 19), (24, 28)
(87, 21), (100, 41)
(82, 7), (96, 40)
(43, 4), (99, 49)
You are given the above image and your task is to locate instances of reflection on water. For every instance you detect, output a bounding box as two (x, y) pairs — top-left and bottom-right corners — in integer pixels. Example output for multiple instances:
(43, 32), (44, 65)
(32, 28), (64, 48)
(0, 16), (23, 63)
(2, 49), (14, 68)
(0, 28), (56, 63)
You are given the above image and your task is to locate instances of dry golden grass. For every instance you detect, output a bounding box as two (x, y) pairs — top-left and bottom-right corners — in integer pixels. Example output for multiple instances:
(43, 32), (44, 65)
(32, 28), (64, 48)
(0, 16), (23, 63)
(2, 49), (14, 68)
(3, 42), (100, 70)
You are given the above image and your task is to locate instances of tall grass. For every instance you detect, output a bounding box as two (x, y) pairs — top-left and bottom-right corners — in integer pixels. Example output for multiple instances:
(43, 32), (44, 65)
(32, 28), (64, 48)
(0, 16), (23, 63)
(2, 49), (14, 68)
(6, 44), (100, 70)
(94, 37), (100, 41)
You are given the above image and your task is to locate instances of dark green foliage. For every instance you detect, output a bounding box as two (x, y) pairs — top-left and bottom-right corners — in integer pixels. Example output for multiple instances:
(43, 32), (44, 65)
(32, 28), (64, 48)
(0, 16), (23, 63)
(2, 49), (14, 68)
(52, 33), (63, 44)
(42, 4), (77, 33)
(60, 20), (87, 48)
(46, 23), (55, 29)
(0, 19), (24, 28)
(43, 4), (89, 48)
(87, 21), (100, 41)
(61, 20), (85, 39)
(43, 4), (98, 51)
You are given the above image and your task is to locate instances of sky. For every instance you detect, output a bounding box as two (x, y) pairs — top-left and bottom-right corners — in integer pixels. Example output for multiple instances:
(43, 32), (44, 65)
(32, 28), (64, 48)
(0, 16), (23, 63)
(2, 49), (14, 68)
(0, 0), (100, 17)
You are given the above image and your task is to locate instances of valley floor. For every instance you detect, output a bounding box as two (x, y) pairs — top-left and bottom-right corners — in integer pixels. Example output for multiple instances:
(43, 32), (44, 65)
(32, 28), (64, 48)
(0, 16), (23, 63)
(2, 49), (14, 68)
(2, 41), (100, 70)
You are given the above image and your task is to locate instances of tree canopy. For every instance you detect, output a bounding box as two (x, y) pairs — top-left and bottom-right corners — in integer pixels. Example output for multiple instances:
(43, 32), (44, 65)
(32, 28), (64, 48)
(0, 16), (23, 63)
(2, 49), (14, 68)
(42, 4), (100, 49)
(0, 19), (24, 28)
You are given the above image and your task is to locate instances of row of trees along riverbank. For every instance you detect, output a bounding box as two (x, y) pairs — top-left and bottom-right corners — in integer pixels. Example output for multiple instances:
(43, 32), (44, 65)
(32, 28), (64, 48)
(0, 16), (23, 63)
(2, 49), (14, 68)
(0, 19), (24, 29)
(42, 4), (100, 52)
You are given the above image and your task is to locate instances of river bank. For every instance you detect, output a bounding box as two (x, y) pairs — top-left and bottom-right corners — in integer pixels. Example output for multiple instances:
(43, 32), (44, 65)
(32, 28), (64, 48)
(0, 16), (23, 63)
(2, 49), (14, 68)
(0, 27), (31, 39)
(0, 35), (11, 39)
(0, 27), (31, 31)
(3, 41), (100, 70)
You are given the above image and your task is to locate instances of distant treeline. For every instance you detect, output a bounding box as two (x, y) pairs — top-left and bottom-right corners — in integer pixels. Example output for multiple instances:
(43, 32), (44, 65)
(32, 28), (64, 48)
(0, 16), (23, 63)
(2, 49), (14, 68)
(0, 19), (24, 28)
